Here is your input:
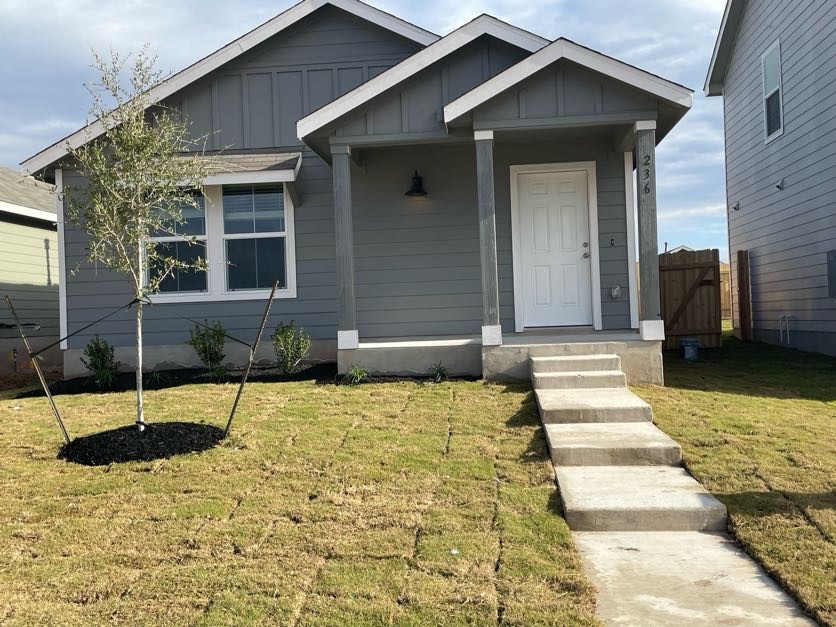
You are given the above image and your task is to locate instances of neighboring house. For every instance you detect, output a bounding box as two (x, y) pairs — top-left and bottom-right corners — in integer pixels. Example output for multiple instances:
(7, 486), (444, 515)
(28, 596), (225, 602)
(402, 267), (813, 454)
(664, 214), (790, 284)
(0, 167), (60, 374)
(23, 0), (692, 382)
(706, 0), (836, 355)
(666, 245), (694, 254)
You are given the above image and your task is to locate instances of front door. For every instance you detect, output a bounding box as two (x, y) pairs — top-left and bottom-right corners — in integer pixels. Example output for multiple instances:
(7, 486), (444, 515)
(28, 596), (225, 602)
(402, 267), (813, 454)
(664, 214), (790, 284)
(517, 169), (593, 327)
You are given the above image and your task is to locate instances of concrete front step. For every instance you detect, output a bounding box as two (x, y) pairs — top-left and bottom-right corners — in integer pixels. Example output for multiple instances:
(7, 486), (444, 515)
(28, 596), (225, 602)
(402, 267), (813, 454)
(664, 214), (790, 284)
(531, 354), (621, 374)
(555, 466), (727, 531)
(536, 388), (653, 424)
(545, 422), (681, 466)
(533, 369), (626, 390)
(574, 531), (814, 626)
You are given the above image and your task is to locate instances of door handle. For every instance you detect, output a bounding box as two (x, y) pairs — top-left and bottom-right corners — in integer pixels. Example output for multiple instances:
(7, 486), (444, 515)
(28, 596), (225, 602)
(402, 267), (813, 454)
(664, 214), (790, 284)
(583, 252), (590, 259)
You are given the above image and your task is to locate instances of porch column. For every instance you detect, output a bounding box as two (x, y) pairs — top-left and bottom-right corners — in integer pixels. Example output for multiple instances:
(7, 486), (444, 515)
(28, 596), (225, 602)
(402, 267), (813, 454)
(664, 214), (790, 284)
(635, 121), (664, 341)
(474, 130), (502, 346)
(332, 145), (358, 349)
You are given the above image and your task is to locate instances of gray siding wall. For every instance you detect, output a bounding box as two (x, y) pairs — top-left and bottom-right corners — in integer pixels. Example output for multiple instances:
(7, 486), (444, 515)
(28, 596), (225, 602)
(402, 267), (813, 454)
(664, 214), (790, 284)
(349, 139), (631, 338)
(62, 6), (422, 350)
(724, 0), (836, 355)
(334, 36), (528, 140)
(474, 60), (658, 128)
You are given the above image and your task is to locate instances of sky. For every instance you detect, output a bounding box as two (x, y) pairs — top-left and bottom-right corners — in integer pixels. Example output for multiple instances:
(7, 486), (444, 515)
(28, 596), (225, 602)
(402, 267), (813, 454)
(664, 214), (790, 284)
(0, 0), (729, 259)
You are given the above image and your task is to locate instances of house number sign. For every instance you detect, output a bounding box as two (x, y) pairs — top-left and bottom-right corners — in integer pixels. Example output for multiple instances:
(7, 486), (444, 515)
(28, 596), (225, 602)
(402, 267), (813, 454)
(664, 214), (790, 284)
(641, 154), (652, 195)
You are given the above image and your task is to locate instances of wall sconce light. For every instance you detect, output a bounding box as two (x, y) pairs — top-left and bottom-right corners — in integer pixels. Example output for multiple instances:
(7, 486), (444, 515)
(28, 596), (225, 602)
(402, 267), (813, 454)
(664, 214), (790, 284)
(731, 201), (740, 211)
(405, 170), (427, 196)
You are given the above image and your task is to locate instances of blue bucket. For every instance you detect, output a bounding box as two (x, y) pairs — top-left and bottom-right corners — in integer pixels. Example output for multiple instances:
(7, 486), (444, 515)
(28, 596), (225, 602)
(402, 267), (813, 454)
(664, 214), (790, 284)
(681, 338), (699, 361)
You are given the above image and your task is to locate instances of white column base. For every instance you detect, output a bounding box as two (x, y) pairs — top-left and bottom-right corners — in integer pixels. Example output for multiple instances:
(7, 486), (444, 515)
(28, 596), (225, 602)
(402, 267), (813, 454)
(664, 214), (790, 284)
(482, 325), (503, 346)
(640, 320), (665, 341)
(337, 330), (359, 350)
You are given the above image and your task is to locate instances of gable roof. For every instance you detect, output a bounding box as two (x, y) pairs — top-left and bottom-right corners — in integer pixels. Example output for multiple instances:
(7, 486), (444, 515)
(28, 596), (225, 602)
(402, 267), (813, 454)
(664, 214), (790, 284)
(296, 14), (549, 140)
(21, 0), (439, 176)
(0, 167), (56, 222)
(444, 37), (693, 126)
(704, 0), (747, 96)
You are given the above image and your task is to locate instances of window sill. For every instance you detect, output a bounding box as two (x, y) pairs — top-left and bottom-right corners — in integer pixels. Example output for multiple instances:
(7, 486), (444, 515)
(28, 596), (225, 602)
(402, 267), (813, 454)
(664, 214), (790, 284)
(765, 128), (783, 144)
(147, 288), (297, 304)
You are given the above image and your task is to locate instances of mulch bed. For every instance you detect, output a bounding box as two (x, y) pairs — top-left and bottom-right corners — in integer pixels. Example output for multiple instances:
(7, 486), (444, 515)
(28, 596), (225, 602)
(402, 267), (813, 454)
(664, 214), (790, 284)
(15, 362), (339, 398)
(59, 421), (225, 466)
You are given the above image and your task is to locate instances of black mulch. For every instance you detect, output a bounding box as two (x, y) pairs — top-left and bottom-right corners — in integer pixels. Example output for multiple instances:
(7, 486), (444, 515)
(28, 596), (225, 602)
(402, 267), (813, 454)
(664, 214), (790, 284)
(15, 362), (339, 398)
(59, 421), (225, 466)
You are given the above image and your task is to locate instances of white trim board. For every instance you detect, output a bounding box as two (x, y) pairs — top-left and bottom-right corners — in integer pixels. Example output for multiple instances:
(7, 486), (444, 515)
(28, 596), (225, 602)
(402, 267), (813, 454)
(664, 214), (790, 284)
(21, 0), (440, 174)
(296, 14), (549, 139)
(54, 169), (68, 350)
(0, 200), (56, 223)
(624, 152), (639, 329)
(444, 38), (693, 125)
(509, 161), (602, 333)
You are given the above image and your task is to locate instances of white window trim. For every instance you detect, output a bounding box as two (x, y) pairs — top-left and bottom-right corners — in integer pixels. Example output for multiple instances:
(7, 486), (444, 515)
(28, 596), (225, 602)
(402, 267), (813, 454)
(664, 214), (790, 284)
(509, 161), (602, 332)
(148, 184), (297, 304)
(762, 39), (784, 144)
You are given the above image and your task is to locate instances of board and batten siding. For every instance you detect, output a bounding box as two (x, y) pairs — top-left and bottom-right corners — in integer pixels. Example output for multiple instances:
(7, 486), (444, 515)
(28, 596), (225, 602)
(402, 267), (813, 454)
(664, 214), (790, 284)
(61, 5), (423, 351)
(723, 0), (836, 354)
(0, 217), (59, 338)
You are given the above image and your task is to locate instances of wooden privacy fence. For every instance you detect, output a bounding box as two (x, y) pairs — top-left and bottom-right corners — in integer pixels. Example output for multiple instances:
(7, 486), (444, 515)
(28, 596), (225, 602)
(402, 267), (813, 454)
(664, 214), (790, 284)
(659, 249), (722, 349)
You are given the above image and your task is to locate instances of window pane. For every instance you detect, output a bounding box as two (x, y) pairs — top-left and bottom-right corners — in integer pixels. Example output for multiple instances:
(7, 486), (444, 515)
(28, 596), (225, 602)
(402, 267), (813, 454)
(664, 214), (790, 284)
(226, 236), (286, 290)
(152, 241), (207, 293)
(152, 194), (205, 237)
(253, 186), (284, 233)
(766, 90), (782, 136)
(223, 185), (284, 234)
(763, 46), (780, 95)
(256, 237), (286, 289)
(226, 238), (257, 290)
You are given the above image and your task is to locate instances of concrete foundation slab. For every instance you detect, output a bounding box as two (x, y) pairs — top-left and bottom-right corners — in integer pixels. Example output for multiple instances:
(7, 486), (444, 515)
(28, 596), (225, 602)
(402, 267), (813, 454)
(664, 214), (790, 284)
(545, 422), (681, 466)
(555, 466), (727, 531)
(574, 531), (814, 626)
(536, 388), (653, 423)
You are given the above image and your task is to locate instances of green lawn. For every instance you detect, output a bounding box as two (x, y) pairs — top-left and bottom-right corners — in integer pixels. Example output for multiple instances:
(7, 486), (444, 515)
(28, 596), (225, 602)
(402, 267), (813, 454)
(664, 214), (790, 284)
(0, 379), (598, 625)
(635, 332), (836, 626)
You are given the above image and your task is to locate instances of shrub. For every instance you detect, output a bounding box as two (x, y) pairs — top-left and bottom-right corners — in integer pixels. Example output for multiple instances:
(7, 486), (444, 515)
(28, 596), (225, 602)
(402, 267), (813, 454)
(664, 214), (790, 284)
(344, 363), (370, 385)
(427, 361), (448, 383)
(272, 321), (311, 375)
(186, 320), (227, 379)
(81, 335), (119, 390)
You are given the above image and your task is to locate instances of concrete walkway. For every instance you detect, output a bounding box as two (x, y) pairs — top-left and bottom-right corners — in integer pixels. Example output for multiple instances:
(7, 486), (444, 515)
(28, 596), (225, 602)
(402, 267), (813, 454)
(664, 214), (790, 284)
(532, 352), (813, 626)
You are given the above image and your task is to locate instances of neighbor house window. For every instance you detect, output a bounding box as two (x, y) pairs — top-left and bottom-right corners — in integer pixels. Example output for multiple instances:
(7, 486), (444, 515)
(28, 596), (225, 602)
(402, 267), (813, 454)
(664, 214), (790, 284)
(762, 40), (783, 141)
(149, 193), (208, 293)
(222, 185), (287, 291)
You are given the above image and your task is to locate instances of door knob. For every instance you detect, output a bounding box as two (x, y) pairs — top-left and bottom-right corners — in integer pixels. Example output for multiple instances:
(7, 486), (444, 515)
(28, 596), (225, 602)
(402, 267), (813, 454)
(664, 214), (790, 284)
(583, 252), (590, 259)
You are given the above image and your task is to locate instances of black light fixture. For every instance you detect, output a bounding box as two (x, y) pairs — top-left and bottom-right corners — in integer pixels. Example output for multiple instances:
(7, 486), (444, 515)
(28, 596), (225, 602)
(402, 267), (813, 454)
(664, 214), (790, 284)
(405, 170), (427, 196)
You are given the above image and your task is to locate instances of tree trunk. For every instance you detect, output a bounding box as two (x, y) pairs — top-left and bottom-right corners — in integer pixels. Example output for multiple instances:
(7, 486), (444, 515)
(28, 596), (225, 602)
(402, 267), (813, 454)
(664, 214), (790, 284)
(135, 298), (145, 432)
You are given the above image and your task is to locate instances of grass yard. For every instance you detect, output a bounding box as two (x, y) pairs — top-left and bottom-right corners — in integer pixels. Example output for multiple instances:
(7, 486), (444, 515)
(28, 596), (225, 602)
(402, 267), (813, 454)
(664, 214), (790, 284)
(635, 331), (836, 625)
(0, 379), (598, 625)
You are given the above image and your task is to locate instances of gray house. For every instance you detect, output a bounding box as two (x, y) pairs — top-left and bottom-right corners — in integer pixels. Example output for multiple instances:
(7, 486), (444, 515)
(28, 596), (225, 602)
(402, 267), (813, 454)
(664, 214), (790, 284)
(0, 167), (60, 374)
(706, 0), (836, 356)
(23, 0), (692, 382)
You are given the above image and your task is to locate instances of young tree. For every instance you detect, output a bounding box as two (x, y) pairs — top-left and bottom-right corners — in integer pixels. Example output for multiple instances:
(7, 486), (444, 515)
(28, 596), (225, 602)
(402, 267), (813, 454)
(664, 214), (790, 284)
(64, 48), (215, 432)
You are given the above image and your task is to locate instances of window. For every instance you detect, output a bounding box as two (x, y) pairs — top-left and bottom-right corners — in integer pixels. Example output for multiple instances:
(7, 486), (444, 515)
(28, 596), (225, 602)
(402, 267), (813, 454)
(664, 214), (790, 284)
(222, 185), (287, 291)
(149, 194), (208, 293)
(762, 40), (783, 141)
(147, 183), (296, 303)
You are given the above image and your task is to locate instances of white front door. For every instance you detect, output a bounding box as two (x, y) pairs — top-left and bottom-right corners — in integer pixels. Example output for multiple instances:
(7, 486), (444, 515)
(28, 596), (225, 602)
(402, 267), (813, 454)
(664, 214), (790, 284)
(517, 169), (593, 327)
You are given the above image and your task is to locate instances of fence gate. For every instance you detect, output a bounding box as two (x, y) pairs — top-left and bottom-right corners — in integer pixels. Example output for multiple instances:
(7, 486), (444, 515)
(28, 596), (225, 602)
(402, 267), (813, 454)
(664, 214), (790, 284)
(659, 248), (722, 349)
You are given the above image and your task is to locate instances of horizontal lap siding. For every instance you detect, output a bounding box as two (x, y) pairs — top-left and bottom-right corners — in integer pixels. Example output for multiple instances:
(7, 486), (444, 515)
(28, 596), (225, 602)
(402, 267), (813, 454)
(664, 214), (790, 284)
(0, 220), (59, 337)
(724, 0), (836, 353)
(493, 138), (631, 331)
(351, 144), (482, 338)
(61, 6), (423, 350)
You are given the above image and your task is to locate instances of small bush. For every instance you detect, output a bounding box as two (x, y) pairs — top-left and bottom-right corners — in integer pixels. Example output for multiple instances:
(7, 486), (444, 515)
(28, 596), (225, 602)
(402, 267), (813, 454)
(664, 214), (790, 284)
(186, 320), (227, 379)
(81, 335), (119, 390)
(145, 368), (170, 388)
(427, 361), (448, 383)
(344, 364), (370, 385)
(272, 320), (311, 375)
